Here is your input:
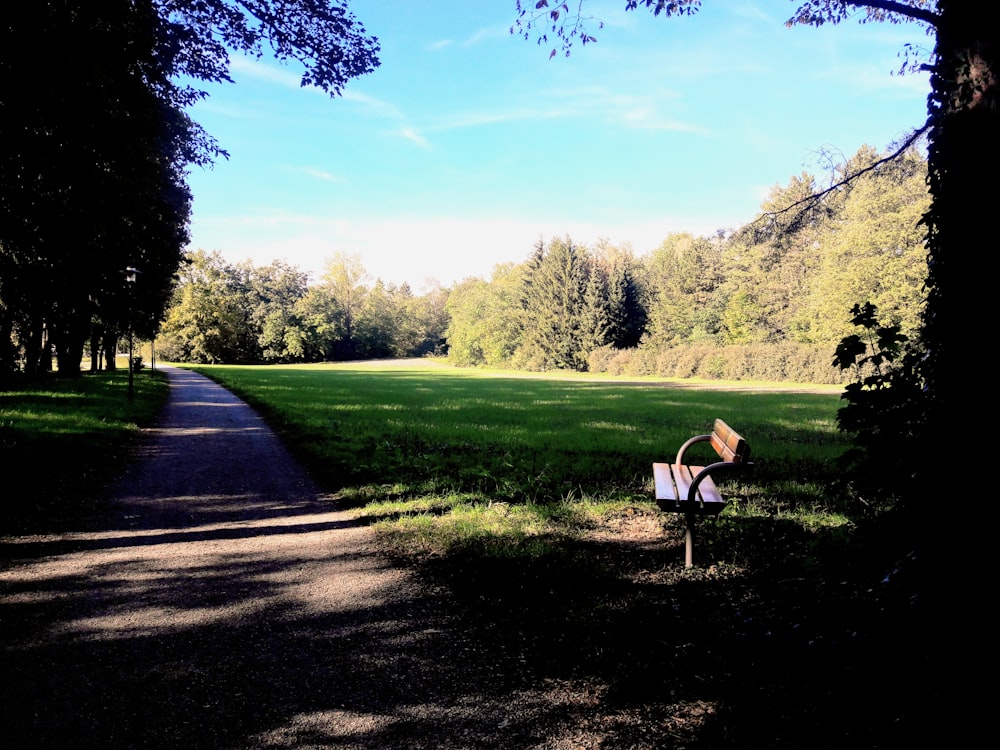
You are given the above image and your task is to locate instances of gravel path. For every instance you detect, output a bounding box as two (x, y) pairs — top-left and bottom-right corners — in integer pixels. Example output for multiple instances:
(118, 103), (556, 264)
(1, 367), (599, 749)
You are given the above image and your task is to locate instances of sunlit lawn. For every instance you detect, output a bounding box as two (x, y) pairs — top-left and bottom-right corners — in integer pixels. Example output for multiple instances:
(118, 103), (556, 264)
(184, 360), (854, 562)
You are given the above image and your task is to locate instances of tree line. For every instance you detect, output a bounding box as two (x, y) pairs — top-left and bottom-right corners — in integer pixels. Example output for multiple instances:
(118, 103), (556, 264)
(155, 142), (927, 384)
(157, 251), (449, 364)
(451, 143), (927, 380)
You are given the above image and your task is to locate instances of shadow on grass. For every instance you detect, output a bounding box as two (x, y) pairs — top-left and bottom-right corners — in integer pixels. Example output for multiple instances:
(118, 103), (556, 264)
(0, 491), (927, 749)
(415, 512), (927, 748)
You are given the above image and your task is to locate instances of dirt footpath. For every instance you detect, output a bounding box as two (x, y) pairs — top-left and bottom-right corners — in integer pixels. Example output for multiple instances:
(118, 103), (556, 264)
(1, 367), (604, 749)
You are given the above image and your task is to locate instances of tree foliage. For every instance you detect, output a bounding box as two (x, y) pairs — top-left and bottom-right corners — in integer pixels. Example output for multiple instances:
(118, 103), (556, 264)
(159, 250), (448, 364)
(833, 302), (925, 504)
(1, 1), (192, 378)
(442, 142), (928, 382)
(1, 1), (380, 379)
(520, 237), (592, 370)
(445, 267), (525, 367)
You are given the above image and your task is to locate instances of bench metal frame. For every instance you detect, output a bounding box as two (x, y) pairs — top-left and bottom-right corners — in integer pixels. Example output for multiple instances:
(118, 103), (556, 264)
(653, 419), (752, 567)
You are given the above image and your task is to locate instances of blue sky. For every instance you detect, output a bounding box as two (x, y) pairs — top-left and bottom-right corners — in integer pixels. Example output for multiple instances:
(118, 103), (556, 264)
(184, 0), (932, 289)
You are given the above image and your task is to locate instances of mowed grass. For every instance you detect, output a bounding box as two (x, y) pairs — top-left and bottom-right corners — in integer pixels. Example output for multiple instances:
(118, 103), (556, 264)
(0, 369), (169, 532)
(185, 360), (856, 563)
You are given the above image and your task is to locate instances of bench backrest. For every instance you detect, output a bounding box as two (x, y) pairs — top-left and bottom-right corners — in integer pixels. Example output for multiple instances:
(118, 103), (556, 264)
(709, 419), (751, 464)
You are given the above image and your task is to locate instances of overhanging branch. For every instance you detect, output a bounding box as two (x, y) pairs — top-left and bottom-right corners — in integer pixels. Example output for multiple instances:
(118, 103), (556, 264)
(743, 121), (931, 241)
(842, 0), (940, 27)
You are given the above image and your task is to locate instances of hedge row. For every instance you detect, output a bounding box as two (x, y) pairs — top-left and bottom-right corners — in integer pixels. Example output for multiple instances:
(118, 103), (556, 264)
(587, 343), (847, 385)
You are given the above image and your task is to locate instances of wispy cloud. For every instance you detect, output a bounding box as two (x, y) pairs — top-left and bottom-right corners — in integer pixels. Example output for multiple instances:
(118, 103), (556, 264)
(462, 25), (508, 47)
(298, 167), (344, 183)
(539, 84), (709, 134)
(342, 89), (406, 119)
(430, 108), (559, 131)
(427, 25), (510, 52)
(397, 127), (431, 149)
(416, 84), (704, 135)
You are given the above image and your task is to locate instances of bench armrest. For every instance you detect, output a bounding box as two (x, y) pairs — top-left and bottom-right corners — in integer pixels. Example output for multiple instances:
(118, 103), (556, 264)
(675, 433), (712, 466)
(687, 460), (752, 503)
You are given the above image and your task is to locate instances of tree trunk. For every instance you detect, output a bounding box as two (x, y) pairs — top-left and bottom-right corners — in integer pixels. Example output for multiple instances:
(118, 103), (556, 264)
(54, 338), (84, 377)
(923, 0), (999, 411)
(103, 332), (119, 371)
(89, 328), (102, 371)
(921, 3), (998, 524)
(0, 315), (15, 380)
(22, 318), (45, 379)
(917, 0), (998, 712)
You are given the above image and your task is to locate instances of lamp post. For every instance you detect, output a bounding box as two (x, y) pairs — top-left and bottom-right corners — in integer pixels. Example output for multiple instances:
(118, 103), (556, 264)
(126, 266), (140, 401)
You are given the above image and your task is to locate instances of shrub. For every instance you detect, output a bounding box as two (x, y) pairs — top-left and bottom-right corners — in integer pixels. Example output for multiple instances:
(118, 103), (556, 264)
(587, 342), (846, 384)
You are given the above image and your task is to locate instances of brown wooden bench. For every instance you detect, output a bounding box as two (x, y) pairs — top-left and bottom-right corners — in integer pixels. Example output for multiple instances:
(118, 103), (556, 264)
(653, 419), (752, 567)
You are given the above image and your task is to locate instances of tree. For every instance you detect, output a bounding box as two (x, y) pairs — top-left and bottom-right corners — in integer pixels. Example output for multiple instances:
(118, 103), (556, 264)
(446, 266), (526, 367)
(519, 237), (591, 370)
(405, 280), (451, 357)
(579, 262), (612, 358)
(592, 240), (647, 349)
(804, 146), (929, 344)
(514, 1), (994, 473)
(1, 1), (380, 378)
(319, 252), (371, 359)
(643, 233), (723, 346)
(1, 1), (192, 377)
(292, 285), (344, 361)
(246, 260), (310, 362)
(153, 1), (380, 100)
(517, 1), (992, 700)
(158, 250), (259, 363)
(139, 0), (381, 165)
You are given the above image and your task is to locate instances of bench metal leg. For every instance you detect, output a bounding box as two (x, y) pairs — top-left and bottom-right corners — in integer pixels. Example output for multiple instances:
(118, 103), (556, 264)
(684, 512), (695, 568)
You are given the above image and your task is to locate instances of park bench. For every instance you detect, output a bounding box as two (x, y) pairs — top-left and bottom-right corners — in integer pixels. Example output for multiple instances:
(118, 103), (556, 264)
(653, 419), (752, 568)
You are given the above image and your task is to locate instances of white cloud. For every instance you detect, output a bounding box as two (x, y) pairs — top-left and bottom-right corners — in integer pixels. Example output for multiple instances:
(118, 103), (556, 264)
(298, 167), (344, 183)
(342, 89), (406, 119)
(396, 127), (432, 149)
(462, 25), (508, 47)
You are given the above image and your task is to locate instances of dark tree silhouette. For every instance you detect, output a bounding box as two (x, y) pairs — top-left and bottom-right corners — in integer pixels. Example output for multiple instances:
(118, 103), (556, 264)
(1, 1), (380, 378)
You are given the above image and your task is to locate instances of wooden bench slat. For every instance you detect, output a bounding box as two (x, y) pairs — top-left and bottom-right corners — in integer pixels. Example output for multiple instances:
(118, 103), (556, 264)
(710, 419), (750, 464)
(653, 462), (726, 515)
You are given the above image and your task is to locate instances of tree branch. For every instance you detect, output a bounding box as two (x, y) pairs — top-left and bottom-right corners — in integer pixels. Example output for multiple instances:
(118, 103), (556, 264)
(842, 0), (940, 27)
(744, 121), (931, 240)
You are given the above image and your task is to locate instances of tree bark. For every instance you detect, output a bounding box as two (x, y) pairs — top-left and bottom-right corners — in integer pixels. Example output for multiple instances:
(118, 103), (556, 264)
(921, 1), (998, 499)
(917, 0), (998, 718)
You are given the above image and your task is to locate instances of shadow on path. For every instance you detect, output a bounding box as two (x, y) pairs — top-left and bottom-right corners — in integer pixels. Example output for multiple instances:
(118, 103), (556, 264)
(0, 367), (579, 749)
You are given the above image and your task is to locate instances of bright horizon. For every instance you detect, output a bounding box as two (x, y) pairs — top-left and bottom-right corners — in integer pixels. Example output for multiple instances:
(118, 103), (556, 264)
(184, 0), (931, 290)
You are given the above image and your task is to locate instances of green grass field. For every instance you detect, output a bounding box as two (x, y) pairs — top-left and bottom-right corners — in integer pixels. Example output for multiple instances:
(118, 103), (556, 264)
(187, 361), (846, 486)
(1, 361), (859, 552)
(180, 360), (860, 562)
